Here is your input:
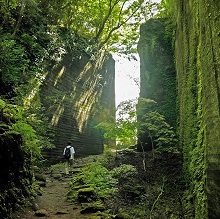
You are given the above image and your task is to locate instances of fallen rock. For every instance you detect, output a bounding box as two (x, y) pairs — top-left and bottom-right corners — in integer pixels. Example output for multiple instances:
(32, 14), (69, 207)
(56, 210), (68, 214)
(35, 174), (46, 182)
(80, 205), (105, 214)
(37, 181), (46, 187)
(51, 173), (62, 179)
(77, 187), (97, 202)
(35, 209), (49, 217)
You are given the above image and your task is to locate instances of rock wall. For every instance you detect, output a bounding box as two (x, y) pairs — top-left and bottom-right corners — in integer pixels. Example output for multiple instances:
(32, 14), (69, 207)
(174, 1), (220, 218)
(0, 113), (32, 218)
(40, 50), (115, 163)
(137, 18), (177, 151)
(138, 3), (220, 217)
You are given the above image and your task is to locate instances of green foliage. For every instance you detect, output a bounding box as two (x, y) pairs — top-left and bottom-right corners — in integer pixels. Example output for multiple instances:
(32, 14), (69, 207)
(11, 122), (41, 157)
(0, 0), (50, 87)
(96, 99), (137, 149)
(159, 0), (177, 19)
(0, 100), (22, 121)
(137, 98), (177, 152)
(71, 160), (117, 198)
(36, 0), (160, 55)
(111, 164), (145, 201)
(1, 99), (42, 160)
(136, 98), (157, 116)
(114, 99), (137, 148)
(139, 111), (177, 151)
(0, 0), (18, 29)
(97, 98), (177, 152)
(70, 155), (142, 202)
(0, 36), (29, 85)
(0, 0), (61, 155)
(84, 163), (117, 196)
(112, 164), (137, 179)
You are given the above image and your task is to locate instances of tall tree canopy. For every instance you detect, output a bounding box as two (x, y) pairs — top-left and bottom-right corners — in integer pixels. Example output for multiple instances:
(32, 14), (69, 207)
(1, 0), (159, 55)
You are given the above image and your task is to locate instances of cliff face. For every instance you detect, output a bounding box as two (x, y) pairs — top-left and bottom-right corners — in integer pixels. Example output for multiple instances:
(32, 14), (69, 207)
(40, 50), (115, 163)
(0, 110), (32, 218)
(138, 1), (220, 217)
(175, 1), (220, 218)
(137, 18), (177, 151)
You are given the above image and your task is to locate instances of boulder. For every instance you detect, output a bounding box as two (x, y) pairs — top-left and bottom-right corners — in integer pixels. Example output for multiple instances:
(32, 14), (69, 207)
(35, 174), (46, 182)
(77, 187), (97, 202)
(35, 209), (49, 217)
(80, 203), (105, 214)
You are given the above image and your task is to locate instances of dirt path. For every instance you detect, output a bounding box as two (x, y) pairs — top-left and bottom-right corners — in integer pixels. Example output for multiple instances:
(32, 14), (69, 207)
(14, 160), (94, 219)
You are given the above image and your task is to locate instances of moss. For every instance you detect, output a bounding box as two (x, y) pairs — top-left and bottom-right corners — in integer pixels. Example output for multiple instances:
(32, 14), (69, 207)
(169, 0), (220, 218)
(77, 187), (98, 202)
(0, 103), (33, 218)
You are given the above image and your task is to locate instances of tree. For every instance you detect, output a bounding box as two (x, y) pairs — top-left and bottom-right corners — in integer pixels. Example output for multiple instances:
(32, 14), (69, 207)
(0, 0), (56, 155)
(137, 98), (177, 153)
(37, 0), (160, 55)
(96, 99), (137, 150)
(96, 97), (177, 153)
(139, 111), (177, 152)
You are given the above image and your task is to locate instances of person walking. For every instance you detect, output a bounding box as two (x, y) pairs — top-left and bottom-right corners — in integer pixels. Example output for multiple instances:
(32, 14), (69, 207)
(63, 141), (75, 175)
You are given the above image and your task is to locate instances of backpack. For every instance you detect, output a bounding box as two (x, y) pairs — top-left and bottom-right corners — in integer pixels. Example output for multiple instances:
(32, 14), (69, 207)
(64, 147), (71, 159)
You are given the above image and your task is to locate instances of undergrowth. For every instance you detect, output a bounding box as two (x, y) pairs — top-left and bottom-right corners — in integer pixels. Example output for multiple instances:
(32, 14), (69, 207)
(68, 150), (186, 219)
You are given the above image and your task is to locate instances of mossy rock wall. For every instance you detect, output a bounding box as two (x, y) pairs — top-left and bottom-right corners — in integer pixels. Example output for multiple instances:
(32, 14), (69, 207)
(175, 0), (220, 218)
(137, 18), (177, 150)
(0, 121), (32, 218)
(40, 50), (115, 163)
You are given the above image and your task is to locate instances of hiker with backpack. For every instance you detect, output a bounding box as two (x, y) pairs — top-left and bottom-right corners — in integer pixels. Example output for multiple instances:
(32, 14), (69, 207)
(63, 141), (75, 175)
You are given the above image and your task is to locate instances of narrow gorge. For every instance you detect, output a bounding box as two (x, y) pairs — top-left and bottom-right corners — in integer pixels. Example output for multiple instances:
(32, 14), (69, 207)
(0, 1), (220, 219)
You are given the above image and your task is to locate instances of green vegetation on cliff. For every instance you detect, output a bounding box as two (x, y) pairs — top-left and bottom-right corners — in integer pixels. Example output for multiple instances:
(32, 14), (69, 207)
(137, 18), (177, 154)
(0, 99), (35, 217)
(161, 0), (220, 218)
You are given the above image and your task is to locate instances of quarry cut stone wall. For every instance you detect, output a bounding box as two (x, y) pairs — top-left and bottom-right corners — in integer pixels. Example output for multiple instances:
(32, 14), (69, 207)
(138, 6), (220, 217)
(175, 1), (220, 218)
(137, 18), (177, 150)
(40, 50), (115, 163)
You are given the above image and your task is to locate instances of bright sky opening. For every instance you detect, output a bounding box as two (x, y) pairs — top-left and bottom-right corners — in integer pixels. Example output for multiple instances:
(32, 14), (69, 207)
(114, 0), (161, 107)
(114, 55), (140, 107)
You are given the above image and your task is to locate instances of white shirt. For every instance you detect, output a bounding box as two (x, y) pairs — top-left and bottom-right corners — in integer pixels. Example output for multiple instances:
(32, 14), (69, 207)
(63, 145), (75, 159)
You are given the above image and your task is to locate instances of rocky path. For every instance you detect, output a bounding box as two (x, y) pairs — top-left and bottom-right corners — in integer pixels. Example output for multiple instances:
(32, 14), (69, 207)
(14, 159), (94, 219)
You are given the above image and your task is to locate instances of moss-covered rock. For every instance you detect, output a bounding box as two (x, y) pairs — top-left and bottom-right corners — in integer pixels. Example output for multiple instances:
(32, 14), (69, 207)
(0, 104), (33, 218)
(0, 133), (32, 218)
(34, 173), (46, 182)
(77, 187), (98, 203)
(80, 201), (105, 214)
(139, 1), (220, 218)
(137, 18), (177, 151)
(174, 0), (220, 218)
